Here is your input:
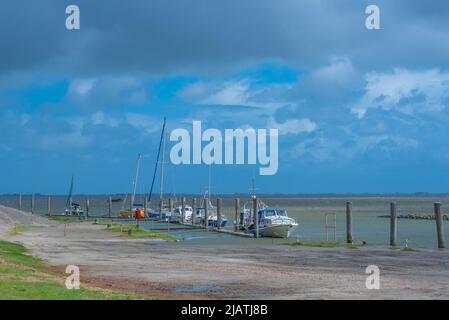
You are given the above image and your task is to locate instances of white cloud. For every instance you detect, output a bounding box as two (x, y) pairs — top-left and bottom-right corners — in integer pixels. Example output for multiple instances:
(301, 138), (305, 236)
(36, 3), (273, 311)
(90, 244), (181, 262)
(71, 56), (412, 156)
(353, 68), (449, 118)
(178, 79), (290, 112)
(125, 113), (160, 135)
(91, 112), (118, 127)
(69, 78), (97, 97)
(268, 117), (317, 135)
(309, 56), (357, 85)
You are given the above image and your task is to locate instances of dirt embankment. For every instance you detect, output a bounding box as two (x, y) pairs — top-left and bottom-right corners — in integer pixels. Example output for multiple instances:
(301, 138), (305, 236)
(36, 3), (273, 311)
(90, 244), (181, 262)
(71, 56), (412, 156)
(0, 205), (53, 238)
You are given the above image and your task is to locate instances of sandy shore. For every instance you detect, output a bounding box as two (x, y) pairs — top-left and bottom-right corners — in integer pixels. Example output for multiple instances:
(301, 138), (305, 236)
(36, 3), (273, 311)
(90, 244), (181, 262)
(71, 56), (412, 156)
(1, 205), (449, 299)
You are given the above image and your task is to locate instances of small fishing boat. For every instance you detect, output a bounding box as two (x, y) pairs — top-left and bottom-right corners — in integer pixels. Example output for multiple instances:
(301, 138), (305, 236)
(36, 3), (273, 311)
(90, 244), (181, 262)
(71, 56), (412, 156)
(193, 207), (228, 227)
(171, 205), (194, 222)
(239, 177), (298, 238)
(248, 208), (298, 238)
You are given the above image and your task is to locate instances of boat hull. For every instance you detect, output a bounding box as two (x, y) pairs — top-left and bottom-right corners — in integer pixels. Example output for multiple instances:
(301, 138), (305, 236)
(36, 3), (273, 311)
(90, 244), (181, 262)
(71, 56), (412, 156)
(251, 224), (297, 238)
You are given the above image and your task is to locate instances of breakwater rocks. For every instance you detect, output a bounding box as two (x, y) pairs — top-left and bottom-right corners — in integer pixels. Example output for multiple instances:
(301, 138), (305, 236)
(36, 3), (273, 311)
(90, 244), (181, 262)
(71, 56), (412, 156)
(378, 214), (449, 220)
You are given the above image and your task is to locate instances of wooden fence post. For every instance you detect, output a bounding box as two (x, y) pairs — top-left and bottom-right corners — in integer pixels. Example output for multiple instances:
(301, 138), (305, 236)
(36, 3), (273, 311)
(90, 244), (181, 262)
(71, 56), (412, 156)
(235, 198), (240, 232)
(346, 202), (353, 244)
(31, 194), (35, 215)
(217, 198), (222, 230)
(47, 196), (51, 216)
(253, 196), (259, 238)
(390, 202), (397, 247)
(108, 196), (112, 217)
(192, 198), (197, 225)
(85, 198), (90, 218)
(434, 202), (445, 249)
(181, 197), (186, 223)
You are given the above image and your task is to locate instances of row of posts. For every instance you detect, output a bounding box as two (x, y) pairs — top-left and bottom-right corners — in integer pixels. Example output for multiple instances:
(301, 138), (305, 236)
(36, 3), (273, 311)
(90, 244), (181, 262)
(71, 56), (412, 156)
(16, 194), (90, 218)
(344, 201), (445, 249)
(16, 194), (445, 247)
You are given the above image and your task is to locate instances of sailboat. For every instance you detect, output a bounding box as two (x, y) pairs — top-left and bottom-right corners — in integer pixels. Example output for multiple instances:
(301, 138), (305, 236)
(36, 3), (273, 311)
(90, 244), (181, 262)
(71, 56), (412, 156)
(120, 154), (145, 219)
(64, 175), (85, 216)
(148, 118), (173, 220)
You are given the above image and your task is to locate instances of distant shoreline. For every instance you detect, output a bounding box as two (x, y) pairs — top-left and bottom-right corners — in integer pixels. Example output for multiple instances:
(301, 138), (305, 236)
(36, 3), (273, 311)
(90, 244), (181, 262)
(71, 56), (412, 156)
(1, 193), (449, 198)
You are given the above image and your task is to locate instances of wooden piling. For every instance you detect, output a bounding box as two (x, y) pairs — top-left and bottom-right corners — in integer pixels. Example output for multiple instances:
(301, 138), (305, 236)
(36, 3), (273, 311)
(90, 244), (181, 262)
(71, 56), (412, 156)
(47, 196), (51, 216)
(390, 202), (397, 247)
(234, 198), (240, 232)
(169, 198), (174, 213)
(192, 198), (196, 225)
(204, 199), (209, 230)
(108, 196), (112, 217)
(434, 202), (445, 249)
(253, 197), (259, 238)
(217, 198), (222, 230)
(159, 198), (163, 220)
(143, 196), (148, 219)
(181, 197), (186, 223)
(18, 194), (22, 211)
(130, 194), (135, 219)
(346, 202), (353, 244)
(31, 194), (35, 215)
(85, 198), (90, 218)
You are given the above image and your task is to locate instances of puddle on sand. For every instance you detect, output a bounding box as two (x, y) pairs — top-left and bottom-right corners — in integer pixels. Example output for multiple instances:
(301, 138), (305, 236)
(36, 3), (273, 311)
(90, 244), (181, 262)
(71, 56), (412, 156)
(174, 284), (224, 293)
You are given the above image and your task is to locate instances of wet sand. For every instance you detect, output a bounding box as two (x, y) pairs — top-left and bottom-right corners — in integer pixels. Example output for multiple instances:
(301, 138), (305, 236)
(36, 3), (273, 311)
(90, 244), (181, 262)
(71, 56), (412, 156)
(1, 205), (449, 299)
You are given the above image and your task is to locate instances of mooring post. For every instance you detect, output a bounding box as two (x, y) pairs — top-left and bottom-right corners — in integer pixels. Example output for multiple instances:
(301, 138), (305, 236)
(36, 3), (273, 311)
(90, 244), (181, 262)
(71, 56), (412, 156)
(192, 198), (196, 225)
(169, 198), (174, 213)
(390, 202), (397, 247)
(325, 213), (329, 242)
(234, 198), (240, 232)
(85, 198), (90, 218)
(31, 194), (35, 215)
(434, 202), (445, 249)
(143, 196), (148, 219)
(204, 199), (209, 230)
(333, 213), (337, 242)
(346, 202), (353, 244)
(18, 194), (22, 211)
(217, 198), (222, 230)
(253, 196), (259, 238)
(130, 193), (135, 219)
(159, 198), (163, 220)
(47, 196), (51, 216)
(181, 197), (186, 223)
(108, 196), (112, 217)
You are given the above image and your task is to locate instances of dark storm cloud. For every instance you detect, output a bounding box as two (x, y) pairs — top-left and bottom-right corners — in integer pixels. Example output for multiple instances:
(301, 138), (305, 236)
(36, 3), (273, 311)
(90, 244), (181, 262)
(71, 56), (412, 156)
(2, 0), (449, 77)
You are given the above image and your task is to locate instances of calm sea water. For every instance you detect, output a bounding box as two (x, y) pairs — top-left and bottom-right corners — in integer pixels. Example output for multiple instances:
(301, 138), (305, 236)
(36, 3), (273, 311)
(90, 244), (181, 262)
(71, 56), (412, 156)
(1, 194), (448, 249)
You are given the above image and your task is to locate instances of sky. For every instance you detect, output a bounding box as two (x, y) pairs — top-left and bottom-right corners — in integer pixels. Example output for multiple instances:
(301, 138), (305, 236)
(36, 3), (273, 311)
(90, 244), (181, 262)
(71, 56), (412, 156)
(1, 0), (449, 195)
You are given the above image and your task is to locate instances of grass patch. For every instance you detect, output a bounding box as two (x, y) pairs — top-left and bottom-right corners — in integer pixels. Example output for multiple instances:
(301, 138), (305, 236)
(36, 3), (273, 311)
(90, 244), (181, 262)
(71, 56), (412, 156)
(285, 241), (360, 250)
(47, 215), (86, 223)
(401, 247), (419, 252)
(106, 223), (178, 241)
(0, 240), (144, 300)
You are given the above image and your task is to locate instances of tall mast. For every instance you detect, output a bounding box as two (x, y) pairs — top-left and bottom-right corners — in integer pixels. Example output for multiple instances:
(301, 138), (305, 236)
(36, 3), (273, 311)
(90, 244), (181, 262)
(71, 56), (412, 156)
(159, 120), (167, 204)
(147, 117), (166, 206)
(208, 164), (211, 203)
(131, 154), (142, 207)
